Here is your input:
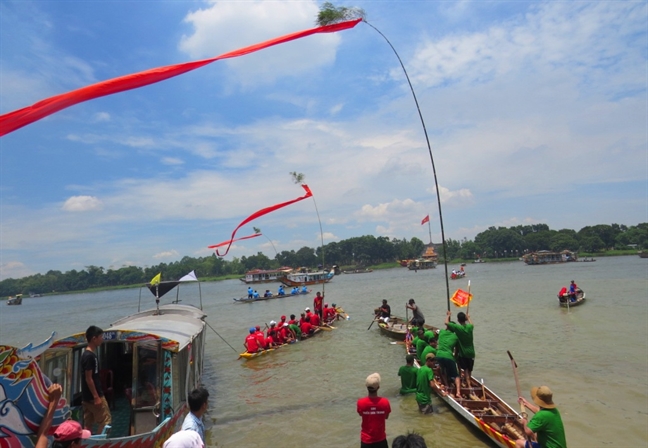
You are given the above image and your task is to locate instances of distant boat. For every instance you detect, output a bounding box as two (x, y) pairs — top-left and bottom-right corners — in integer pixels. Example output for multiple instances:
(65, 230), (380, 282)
(280, 269), (334, 286)
(6, 294), (22, 305)
(522, 250), (577, 265)
(472, 259), (484, 263)
(408, 259), (436, 270)
(342, 268), (373, 274)
(240, 267), (293, 284)
(558, 288), (586, 307)
(450, 270), (466, 280)
(639, 251), (648, 259)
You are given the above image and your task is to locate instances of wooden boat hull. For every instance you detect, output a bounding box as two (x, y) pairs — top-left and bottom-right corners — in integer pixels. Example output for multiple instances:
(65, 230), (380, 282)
(376, 316), (436, 341)
(450, 272), (466, 280)
(342, 269), (373, 274)
(233, 290), (310, 303)
(558, 289), (586, 307)
(239, 326), (325, 360)
(403, 340), (524, 448)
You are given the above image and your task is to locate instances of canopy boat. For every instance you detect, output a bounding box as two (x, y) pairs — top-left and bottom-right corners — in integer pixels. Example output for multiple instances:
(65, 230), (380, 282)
(233, 289), (311, 303)
(522, 250), (577, 265)
(558, 288), (586, 307)
(404, 342), (526, 447)
(280, 269), (334, 286)
(239, 267), (293, 284)
(6, 293), (22, 305)
(407, 259), (437, 270)
(342, 268), (374, 274)
(1, 272), (207, 448)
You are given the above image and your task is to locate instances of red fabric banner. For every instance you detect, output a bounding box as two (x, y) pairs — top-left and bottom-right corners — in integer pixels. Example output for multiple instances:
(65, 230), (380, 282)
(207, 233), (261, 249)
(0, 19), (361, 137)
(450, 289), (473, 307)
(421, 215), (430, 225)
(214, 184), (313, 256)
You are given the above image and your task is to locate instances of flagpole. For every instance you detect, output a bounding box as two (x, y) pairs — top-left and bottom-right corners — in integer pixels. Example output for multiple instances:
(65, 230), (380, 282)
(427, 216), (432, 245)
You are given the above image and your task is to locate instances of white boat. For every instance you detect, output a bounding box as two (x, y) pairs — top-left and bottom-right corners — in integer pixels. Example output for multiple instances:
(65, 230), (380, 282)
(239, 267), (293, 284)
(0, 272), (207, 447)
(280, 269), (334, 286)
(6, 293), (22, 305)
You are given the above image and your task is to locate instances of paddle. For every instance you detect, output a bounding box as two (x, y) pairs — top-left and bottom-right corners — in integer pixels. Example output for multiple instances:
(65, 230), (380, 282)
(507, 350), (526, 415)
(318, 325), (334, 331)
(367, 316), (379, 331)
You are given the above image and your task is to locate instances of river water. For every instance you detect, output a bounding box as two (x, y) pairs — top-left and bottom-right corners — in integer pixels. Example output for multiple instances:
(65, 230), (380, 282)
(1, 256), (646, 447)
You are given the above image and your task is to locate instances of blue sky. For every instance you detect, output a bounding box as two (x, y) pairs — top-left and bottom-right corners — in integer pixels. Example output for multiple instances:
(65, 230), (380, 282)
(1, 1), (646, 279)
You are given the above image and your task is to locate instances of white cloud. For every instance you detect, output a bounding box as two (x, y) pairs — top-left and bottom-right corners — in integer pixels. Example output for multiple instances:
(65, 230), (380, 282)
(161, 157), (184, 166)
(93, 112), (111, 122)
(153, 250), (179, 259)
(62, 196), (103, 212)
(178, 0), (343, 87)
(0, 261), (32, 281)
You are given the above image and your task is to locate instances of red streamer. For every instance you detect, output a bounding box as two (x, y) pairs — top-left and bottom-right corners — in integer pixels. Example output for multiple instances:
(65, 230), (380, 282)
(214, 184), (313, 256)
(0, 19), (361, 137)
(208, 233), (261, 249)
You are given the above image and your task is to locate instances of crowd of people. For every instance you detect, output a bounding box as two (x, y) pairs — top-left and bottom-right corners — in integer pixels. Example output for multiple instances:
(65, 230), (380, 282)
(243, 293), (341, 354)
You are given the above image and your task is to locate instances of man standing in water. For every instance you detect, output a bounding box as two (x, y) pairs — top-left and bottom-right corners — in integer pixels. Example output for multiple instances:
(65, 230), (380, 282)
(357, 373), (391, 448)
(81, 325), (112, 434)
(515, 386), (567, 448)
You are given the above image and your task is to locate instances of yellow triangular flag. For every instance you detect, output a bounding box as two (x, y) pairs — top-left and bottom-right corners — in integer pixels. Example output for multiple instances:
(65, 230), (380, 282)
(150, 273), (161, 286)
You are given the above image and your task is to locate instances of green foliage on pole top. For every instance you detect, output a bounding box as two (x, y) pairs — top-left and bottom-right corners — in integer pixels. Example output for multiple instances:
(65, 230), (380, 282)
(316, 2), (366, 26)
(290, 171), (305, 184)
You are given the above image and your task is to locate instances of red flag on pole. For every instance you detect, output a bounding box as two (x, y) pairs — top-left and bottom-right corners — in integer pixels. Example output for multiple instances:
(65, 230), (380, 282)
(421, 215), (430, 225)
(450, 289), (473, 307)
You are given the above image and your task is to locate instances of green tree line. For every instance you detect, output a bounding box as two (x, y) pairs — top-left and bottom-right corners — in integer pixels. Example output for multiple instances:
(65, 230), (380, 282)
(2, 223), (645, 297)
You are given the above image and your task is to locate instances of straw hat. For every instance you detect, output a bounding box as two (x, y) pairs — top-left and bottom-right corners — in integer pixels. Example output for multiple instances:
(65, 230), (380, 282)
(531, 386), (555, 409)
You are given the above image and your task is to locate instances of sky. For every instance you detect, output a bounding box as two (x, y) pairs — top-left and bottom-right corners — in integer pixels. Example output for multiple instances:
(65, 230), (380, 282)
(0, 1), (646, 280)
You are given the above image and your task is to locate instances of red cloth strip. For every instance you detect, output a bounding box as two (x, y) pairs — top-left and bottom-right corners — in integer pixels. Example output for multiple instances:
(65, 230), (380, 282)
(208, 233), (261, 249)
(215, 184), (313, 257)
(0, 19), (361, 137)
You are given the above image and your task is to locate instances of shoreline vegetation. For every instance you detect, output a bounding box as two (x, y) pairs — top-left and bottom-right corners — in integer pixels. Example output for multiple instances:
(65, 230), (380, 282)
(4, 250), (639, 299)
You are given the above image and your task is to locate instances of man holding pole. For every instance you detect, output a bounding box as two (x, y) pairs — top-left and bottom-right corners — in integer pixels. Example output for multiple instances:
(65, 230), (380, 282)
(515, 386), (567, 448)
(445, 310), (475, 384)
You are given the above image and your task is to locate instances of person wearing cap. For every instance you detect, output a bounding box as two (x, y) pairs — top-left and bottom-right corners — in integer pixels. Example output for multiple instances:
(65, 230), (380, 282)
(406, 299), (425, 327)
(280, 322), (296, 342)
(357, 373), (391, 448)
(266, 321), (278, 347)
(81, 325), (111, 434)
(50, 420), (92, 448)
(435, 327), (462, 399)
(313, 291), (324, 318)
(398, 354), (418, 395)
(247, 286), (253, 299)
(163, 429), (205, 448)
(515, 386), (567, 448)
(245, 327), (260, 353)
(415, 353), (436, 414)
(36, 384), (90, 448)
(278, 315), (287, 328)
(277, 285), (286, 296)
(568, 280), (578, 302)
(445, 310), (475, 385)
(181, 387), (210, 443)
(254, 326), (267, 350)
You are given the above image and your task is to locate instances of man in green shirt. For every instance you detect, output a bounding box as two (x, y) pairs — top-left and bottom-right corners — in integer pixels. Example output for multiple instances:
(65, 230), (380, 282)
(415, 353), (436, 414)
(398, 354), (418, 394)
(435, 327), (461, 399)
(515, 386), (567, 448)
(445, 310), (475, 384)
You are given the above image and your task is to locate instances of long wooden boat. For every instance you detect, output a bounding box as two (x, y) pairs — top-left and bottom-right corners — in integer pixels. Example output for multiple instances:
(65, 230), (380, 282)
(238, 308), (347, 360)
(6, 293), (22, 305)
(233, 289), (310, 303)
(404, 341), (526, 447)
(375, 315), (436, 341)
(342, 268), (373, 274)
(239, 267), (293, 284)
(280, 270), (334, 286)
(450, 271), (466, 280)
(1, 273), (207, 447)
(522, 250), (577, 265)
(558, 288), (586, 307)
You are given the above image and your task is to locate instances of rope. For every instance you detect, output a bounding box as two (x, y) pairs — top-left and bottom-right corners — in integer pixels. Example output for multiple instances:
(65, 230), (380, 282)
(205, 321), (238, 353)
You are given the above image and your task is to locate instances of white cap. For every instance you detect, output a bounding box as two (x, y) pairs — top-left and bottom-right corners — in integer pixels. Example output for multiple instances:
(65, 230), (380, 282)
(305, 307), (310, 311)
(270, 320), (276, 325)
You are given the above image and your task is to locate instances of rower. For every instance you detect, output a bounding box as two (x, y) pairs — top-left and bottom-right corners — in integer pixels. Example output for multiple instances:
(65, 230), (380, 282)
(264, 290), (272, 298)
(310, 309), (321, 327)
(252, 290), (260, 299)
(300, 316), (315, 336)
(266, 321), (278, 347)
(378, 299), (391, 325)
(254, 326), (267, 350)
(301, 285), (308, 293)
(245, 328), (260, 353)
(247, 287), (254, 299)
(278, 285), (286, 296)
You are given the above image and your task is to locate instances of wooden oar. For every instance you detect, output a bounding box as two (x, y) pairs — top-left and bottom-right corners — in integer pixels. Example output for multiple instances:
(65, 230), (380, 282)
(466, 280), (471, 315)
(367, 317), (379, 331)
(507, 350), (526, 415)
(318, 325), (333, 331)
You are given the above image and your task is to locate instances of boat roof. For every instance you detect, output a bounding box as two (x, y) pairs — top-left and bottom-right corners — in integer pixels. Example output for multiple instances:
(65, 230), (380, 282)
(51, 304), (206, 353)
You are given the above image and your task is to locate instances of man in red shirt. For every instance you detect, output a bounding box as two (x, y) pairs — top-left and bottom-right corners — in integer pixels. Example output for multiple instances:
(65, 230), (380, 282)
(357, 373), (391, 448)
(300, 316), (315, 336)
(266, 321), (278, 347)
(244, 328), (260, 353)
(313, 291), (324, 318)
(254, 326), (267, 350)
(310, 310), (321, 327)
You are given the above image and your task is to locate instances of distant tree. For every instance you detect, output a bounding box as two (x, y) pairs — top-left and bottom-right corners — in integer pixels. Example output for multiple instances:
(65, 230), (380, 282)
(579, 235), (605, 252)
(549, 234), (579, 252)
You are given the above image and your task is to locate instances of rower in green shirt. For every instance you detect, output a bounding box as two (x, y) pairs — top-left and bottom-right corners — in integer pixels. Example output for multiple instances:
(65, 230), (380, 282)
(398, 354), (418, 394)
(446, 310), (475, 384)
(415, 353), (436, 414)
